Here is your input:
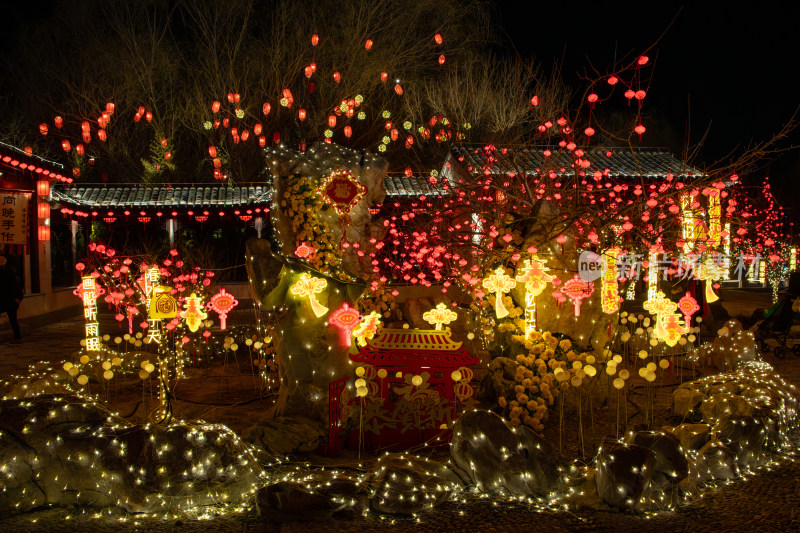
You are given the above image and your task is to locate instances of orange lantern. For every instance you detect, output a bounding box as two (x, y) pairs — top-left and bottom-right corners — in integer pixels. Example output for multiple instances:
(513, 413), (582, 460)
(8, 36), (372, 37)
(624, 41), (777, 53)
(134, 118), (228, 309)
(137, 106), (145, 115)
(39, 123), (48, 136)
(263, 102), (271, 115)
(365, 39), (373, 49)
(254, 123), (262, 135)
(82, 131), (91, 143)
(145, 111), (153, 122)
(209, 146), (217, 157)
(38, 225), (50, 242)
(328, 115), (337, 128)
(36, 180), (50, 196)
(298, 108), (307, 121)
(394, 83), (403, 95)
(38, 203), (50, 218)
(61, 140), (71, 152)
(434, 33), (443, 44)
(380, 72), (388, 82)
(75, 144), (84, 156)
(344, 125), (352, 138)
(304, 65), (313, 78)
(438, 54), (445, 65)
(54, 116), (63, 128)
(105, 102), (115, 114)
(333, 71), (341, 83)
(258, 136), (266, 147)
(212, 101), (221, 113)
(97, 130), (107, 142)
(311, 34), (319, 46)
(241, 130), (250, 141)
(81, 121), (90, 133)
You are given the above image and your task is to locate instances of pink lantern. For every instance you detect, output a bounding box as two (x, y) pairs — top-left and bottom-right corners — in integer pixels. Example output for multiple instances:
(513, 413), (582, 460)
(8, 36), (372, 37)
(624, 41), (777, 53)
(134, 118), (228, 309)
(560, 275), (595, 316)
(206, 287), (238, 330)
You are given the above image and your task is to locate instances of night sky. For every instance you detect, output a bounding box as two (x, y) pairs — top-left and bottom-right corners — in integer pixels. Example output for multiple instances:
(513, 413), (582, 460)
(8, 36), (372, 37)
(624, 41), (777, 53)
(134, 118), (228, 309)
(2, 2), (799, 209)
(502, 2), (800, 205)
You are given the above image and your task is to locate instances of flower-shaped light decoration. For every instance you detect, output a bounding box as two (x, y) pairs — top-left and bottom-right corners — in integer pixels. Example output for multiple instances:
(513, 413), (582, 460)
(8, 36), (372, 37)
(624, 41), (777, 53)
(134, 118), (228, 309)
(183, 292), (208, 333)
(696, 257), (727, 303)
(482, 267), (517, 318)
(317, 169), (368, 217)
(352, 311), (382, 347)
(422, 302), (458, 330)
(561, 275), (595, 316)
(206, 287), (239, 330)
(677, 291), (700, 326)
(290, 273), (329, 317)
(329, 303), (362, 346)
(295, 242), (315, 259)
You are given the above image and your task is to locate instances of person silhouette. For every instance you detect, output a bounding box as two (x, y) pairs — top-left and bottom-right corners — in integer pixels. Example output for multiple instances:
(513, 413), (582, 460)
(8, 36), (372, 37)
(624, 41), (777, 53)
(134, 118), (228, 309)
(0, 256), (23, 340)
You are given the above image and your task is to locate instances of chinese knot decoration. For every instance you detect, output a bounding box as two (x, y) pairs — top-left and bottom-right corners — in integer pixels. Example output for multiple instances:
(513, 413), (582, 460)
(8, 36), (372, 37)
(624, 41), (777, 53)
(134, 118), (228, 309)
(482, 267), (517, 318)
(290, 273), (329, 317)
(352, 311), (382, 347)
(422, 302), (458, 330)
(183, 292), (207, 333)
(677, 291), (700, 327)
(329, 303), (362, 346)
(206, 287), (239, 330)
(317, 169), (368, 216)
(561, 275), (595, 317)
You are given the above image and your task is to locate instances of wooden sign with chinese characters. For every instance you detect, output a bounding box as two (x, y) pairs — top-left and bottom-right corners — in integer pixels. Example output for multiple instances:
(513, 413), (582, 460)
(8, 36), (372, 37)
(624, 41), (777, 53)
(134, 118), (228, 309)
(0, 192), (30, 246)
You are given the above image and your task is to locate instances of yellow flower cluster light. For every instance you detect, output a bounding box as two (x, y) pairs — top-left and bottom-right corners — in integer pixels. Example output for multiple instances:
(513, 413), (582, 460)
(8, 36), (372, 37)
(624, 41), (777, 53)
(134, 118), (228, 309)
(282, 175), (343, 276)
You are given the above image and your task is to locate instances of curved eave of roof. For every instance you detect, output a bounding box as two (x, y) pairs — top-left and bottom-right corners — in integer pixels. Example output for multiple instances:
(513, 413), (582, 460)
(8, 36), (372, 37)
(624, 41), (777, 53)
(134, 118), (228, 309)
(51, 185), (272, 208)
(450, 145), (706, 180)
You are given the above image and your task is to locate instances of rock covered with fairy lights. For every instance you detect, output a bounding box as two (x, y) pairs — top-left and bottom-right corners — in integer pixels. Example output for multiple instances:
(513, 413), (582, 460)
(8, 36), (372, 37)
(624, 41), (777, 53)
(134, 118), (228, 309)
(622, 429), (687, 509)
(690, 440), (738, 482)
(243, 415), (325, 455)
(594, 441), (656, 511)
(0, 396), (264, 515)
(449, 409), (558, 496)
(365, 453), (462, 515)
(256, 476), (367, 521)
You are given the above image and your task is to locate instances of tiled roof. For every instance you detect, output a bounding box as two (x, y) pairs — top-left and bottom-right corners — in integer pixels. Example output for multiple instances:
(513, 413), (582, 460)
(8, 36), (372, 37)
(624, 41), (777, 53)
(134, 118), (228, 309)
(383, 174), (452, 197)
(450, 145), (705, 179)
(51, 185), (272, 208)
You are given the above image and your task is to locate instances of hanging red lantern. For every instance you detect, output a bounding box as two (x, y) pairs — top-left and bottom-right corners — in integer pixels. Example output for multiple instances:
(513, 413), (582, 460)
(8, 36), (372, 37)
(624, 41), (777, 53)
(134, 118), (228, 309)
(608, 75), (619, 85)
(344, 125), (352, 138)
(38, 203), (50, 218)
(587, 93), (598, 105)
(81, 121), (90, 133)
(635, 90), (646, 100)
(54, 116), (63, 128)
(209, 146), (217, 157)
(212, 101), (221, 113)
(530, 95), (539, 108)
(164, 151), (172, 160)
(82, 131), (91, 143)
(308, 82), (315, 94)
(333, 71), (341, 83)
(233, 93), (240, 103)
(222, 118), (230, 128)
(304, 65), (313, 78)
(97, 130), (107, 142)
(298, 108), (307, 121)
(39, 123), (48, 136)
(72, 167), (80, 178)
(624, 89), (635, 101)
(263, 102), (271, 115)
(241, 130), (250, 141)
(105, 102), (115, 115)
(138, 106), (145, 115)
(311, 34), (319, 46)
(299, 142), (307, 152)
(213, 157), (221, 168)
(634, 123), (646, 135)
(390, 128), (398, 141)
(438, 54), (445, 65)
(133, 113), (141, 122)
(145, 111), (153, 122)
(394, 83), (403, 95)
(254, 123), (262, 135)
(434, 33), (443, 44)
(36, 180), (50, 196)
(38, 225), (50, 242)
(61, 140), (71, 152)
(226, 92), (235, 103)
(380, 72), (388, 82)
(75, 144), (85, 156)
(584, 126), (595, 137)
(97, 116), (107, 128)
(273, 131), (281, 143)
(259, 136), (266, 147)
(328, 115), (337, 128)
(637, 55), (649, 65)
(365, 39), (373, 49)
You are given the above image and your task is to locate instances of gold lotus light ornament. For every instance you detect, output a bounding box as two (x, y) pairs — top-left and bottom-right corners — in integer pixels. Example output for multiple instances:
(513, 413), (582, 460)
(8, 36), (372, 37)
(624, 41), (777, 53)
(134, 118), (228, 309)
(422, 302), (458, 330)
(482, 267), (517, 319)
(290, 273), (329, 317)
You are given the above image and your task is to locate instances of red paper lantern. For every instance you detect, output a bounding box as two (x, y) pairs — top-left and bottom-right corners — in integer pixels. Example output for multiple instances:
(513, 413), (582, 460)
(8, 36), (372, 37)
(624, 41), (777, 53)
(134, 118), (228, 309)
(311, 34), (319, 46)
(211, 101), (221, 113)
(38, 203), (50, 218)
(39, 123), (48, 136)
(61, 140), (71, 152)
(344, 125), (352, 138)
(333, 71), (341, 83)
(434, 33), (443, 44)
(365, 39), (373, 49)
(38, 225), (50, 242)
(97, 130), (107, 142)
(254, 123), (262, 135)
(263, 102), (271, 115)
(298, 108), (307, 121)
(381, 72), (388, 82)
(273, 131), (280, 143)
(36, 180), (50, 196)
(394, 83), (403, 95)
(54, 116), (63, 128)
(328, 115), (337, 128)
(259, 136), (266, 147)
(438, 54), (445, 65)
(209, 146), (217, 157)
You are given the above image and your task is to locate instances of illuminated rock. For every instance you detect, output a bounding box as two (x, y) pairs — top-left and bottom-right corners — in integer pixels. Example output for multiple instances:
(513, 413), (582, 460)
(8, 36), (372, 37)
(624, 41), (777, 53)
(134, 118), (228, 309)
(449, 409), (558, 496)
(691, 440), (738, 481)
(366, 453), (461, 515)
(256, 476), (366, 521)
(671, 386), (705, 418)
(243, 416), (325, 455)
(670, 423), (711, 451)
(594, 441), (656, 511)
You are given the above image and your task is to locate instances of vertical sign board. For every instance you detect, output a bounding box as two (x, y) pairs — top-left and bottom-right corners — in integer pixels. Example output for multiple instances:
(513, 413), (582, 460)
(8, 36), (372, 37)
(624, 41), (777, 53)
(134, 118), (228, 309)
(0, 192), (30, 252)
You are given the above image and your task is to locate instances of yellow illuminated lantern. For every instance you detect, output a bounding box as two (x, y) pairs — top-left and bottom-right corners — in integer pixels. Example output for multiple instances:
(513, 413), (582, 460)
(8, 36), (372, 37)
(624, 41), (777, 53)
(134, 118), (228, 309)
(515, 256), (554, 335)
(600, 248), (621, 314)
(696, 257), (726, 303)
(482, 267), (517, 319)
(148, 286), (178, 319)
(423, 302), (458, 330)
(290, 273), (329, 317)
(183, 292), (207, 333)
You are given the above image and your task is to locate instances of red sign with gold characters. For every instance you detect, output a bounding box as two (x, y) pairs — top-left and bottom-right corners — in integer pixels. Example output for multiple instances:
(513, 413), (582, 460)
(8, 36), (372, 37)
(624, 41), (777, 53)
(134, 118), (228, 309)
(317, 169), (368, 216)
